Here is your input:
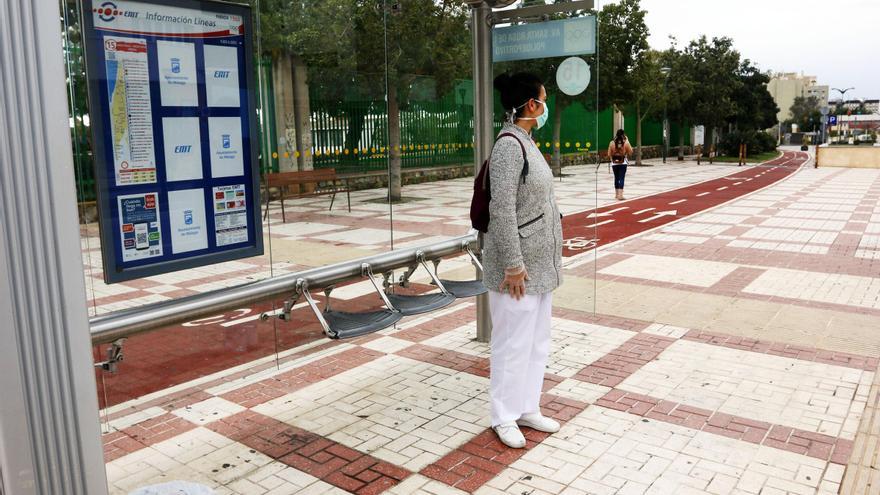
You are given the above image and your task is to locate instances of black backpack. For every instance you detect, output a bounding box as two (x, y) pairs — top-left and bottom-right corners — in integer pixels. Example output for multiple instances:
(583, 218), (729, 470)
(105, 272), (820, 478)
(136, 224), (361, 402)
(470, 133), (529, 233)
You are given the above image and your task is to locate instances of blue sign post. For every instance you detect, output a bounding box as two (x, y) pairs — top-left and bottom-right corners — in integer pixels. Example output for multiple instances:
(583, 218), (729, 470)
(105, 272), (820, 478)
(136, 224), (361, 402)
(828, 115), (838, 125)
(493, 16), (596, 63)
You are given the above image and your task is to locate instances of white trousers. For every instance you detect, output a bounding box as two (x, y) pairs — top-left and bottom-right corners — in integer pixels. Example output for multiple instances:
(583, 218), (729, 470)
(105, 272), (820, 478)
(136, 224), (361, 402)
(488, 290), (553, 426)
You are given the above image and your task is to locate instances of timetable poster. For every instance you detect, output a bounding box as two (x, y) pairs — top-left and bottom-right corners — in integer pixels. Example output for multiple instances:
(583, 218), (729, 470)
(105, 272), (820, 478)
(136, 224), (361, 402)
(213, 184), (248, 246)
(82, 0), (262, 283)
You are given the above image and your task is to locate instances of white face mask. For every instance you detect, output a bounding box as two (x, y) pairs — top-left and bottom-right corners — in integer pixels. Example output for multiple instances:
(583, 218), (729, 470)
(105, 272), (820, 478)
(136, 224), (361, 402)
(512, 99), (548, 130)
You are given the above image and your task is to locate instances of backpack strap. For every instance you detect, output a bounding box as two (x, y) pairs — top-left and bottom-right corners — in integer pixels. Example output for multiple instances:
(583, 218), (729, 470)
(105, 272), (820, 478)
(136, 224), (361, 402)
(496, 132), (529, 184)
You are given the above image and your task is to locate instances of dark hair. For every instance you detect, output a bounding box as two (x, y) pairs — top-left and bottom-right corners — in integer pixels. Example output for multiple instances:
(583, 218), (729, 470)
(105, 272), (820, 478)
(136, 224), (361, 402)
(614, 129), (626, 148)
(494, 72), (543, 120)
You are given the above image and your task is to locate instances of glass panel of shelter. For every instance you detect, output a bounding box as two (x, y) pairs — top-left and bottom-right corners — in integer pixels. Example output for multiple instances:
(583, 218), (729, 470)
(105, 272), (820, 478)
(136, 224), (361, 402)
(61, 0), (398, 432)
(492, 6), (600, 314)
(62, 2), (604, 489)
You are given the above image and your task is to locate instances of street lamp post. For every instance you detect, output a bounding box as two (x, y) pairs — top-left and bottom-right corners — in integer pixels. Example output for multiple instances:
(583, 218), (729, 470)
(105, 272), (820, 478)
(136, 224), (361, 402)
(660, 67), (671, 163)
(832, 87), (855, 144)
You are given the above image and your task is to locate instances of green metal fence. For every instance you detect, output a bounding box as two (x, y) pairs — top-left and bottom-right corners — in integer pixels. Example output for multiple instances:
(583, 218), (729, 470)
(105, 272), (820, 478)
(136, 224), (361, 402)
(305, 84), (476, 175)
(622, 108), (692, 149)
(69, 51), (687, 201)
(529, 95), (611, 155)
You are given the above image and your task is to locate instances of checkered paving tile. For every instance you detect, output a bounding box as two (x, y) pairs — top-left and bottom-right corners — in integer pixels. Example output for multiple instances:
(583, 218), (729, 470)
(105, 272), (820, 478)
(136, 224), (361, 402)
(96, 155), (880, 493)
(102, 303), (873, 494)
(616, 339), (873, 439)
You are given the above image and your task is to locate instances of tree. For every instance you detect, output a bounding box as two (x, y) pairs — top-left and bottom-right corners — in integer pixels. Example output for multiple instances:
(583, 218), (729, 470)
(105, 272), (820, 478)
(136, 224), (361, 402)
(258, 0), (471, 200)
(596, 0), (649, 114)
(684, 36), (742, 148)
(728, 60), (778, 132)
(630, 50), (666, 164)
(659, 43), (697, 159)
(787, 96), (821, 134)
(380, 0), (472, 201)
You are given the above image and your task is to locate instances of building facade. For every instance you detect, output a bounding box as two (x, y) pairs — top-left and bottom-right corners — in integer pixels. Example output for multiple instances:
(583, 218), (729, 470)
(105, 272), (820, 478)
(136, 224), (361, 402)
(840, 99), (880, 114)
(767, 72), (828, 123)
(806, 85), (829, 106)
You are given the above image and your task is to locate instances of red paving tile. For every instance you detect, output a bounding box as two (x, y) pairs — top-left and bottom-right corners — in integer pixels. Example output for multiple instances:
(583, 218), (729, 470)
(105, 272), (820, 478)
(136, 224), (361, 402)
(551, 307), (653, 332)
(99, 151), (880, 491)
(221, 347), (385, 408)
(421, 394), (588, 492)
(208, 410), (410, 493)
(591, 265), (880, 319)
(598, 389), (851, 463)
(100, 299), (872, 492)
(616, 230), (880, 279)
(94, 155), (806, 411)
(708, 267), (766, 295)
(393, 304), (477, 343)
(101, 413), (197, 462)
(396, 344), (490, 377)
(573, 333), (676, 388)
(93, 156), (803, 411)
(94, 284), (445, 409)
(682, 330), (880, 371)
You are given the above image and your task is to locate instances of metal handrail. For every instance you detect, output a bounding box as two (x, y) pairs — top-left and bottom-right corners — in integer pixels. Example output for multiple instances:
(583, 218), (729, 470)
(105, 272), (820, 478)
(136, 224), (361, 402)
(89, 231), (479, 345)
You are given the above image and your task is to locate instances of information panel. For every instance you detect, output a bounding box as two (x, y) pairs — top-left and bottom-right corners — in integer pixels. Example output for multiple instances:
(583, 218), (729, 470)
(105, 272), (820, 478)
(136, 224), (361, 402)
(493, 16), (596, 63)
(82, 0), (262, 283)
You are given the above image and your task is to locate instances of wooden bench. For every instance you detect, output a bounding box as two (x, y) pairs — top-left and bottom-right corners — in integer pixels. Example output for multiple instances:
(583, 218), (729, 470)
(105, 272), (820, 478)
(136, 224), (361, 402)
(264, 168), (350, 222)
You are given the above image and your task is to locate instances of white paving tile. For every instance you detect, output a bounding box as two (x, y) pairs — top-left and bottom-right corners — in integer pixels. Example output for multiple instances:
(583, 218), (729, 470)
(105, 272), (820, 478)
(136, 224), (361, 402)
(107, 428), (341, 495)
(313, 228), (419, 245)
(599, 254), (738, 287)
(360, 336), (415, 354)
(744, 268), (880, 310)
(171, 397), (246, 426)
(618, 339), (873, 438)
(642, 323), (691, 339)
(104, 406), (168, 433)
(252, 355), (490, 472)
(551, 379), (612, 404)
(486, 407), (831, 495)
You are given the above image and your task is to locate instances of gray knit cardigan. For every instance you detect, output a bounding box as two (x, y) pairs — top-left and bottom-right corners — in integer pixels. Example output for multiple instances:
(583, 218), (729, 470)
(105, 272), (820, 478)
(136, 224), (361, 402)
(481, 123), (563, 295)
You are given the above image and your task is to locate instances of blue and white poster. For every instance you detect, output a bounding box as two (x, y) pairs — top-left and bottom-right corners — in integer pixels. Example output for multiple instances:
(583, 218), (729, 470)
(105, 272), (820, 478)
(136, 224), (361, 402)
(82, 0), (262, 283)
(168, 189), (207, 254)
(157, 40), (199, 107)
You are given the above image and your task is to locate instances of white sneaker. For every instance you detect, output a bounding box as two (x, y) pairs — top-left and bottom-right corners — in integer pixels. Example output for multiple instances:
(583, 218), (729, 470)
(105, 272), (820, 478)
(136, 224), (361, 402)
(493, 422), (526, 448)
(516, 413), (560, 433)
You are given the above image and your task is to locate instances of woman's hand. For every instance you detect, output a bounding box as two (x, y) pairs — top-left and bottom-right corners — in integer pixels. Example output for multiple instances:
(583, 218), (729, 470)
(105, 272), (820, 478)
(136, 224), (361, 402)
(500, 266), (529, 300)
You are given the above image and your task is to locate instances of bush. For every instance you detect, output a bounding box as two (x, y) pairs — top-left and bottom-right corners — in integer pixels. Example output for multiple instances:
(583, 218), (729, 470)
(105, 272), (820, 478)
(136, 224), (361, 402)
(719, 130), (777, 156)
(754, 131), (777, 153)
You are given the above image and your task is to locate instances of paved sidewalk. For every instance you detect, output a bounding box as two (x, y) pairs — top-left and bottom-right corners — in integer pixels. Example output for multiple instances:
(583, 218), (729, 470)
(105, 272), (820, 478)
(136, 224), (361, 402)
(88, 159), (748, 407)
(80, 158), (737, 316)
(98, 150), (880, 494)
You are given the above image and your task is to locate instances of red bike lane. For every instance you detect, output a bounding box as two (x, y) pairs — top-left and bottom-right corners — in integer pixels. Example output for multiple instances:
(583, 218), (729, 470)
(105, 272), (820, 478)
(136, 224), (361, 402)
(561, 151), (808, 257)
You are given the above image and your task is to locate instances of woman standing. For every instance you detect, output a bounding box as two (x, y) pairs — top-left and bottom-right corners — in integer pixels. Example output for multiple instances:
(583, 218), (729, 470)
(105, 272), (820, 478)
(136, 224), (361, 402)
(608, 129), (633, 200)
(482, 72), (563, 449)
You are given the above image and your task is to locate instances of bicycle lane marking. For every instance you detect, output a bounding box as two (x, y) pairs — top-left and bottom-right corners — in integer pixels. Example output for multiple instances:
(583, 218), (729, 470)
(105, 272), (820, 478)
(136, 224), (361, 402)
(560, 151), (808, 258)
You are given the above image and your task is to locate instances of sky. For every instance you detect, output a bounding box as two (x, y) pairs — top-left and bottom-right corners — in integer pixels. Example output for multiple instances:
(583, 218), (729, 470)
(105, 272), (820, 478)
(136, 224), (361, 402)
(602, 0), (878, 101)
